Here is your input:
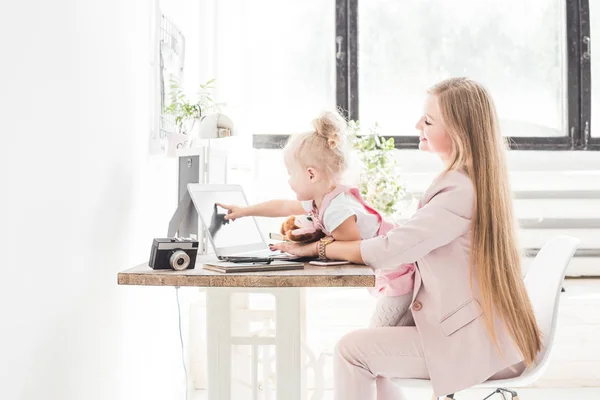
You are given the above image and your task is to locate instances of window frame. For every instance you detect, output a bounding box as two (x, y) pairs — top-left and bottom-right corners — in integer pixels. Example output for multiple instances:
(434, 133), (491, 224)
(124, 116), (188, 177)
(253, 0), (596, 151)
(580, 0), (600, 150)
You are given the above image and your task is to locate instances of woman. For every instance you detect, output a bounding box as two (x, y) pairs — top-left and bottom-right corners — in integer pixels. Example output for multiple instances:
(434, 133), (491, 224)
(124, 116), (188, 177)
(271, 77), (541, 399)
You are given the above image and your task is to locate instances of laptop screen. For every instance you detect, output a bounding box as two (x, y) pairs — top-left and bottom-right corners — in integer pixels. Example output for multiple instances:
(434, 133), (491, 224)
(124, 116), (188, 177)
(189, 186), (266, 253)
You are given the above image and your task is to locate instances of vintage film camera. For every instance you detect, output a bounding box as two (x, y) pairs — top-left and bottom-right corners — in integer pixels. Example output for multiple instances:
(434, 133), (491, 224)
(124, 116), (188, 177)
(148, 238), (199, 271)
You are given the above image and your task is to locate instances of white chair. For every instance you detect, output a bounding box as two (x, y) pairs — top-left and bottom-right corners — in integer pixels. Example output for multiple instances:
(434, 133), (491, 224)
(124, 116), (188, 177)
(391, 235), (580, 399)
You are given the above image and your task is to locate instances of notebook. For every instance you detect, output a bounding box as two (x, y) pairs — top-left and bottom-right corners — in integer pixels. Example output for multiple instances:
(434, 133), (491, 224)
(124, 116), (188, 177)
(202, 260), (305, 273)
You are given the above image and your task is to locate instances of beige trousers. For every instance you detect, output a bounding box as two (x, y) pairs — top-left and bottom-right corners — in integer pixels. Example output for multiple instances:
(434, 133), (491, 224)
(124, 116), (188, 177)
(334, 326), (525, 400)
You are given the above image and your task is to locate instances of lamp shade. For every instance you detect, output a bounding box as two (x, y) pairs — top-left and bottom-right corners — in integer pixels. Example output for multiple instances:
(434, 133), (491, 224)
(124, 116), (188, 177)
(197, 113), (234, 139)
(184, 113), (235, 149)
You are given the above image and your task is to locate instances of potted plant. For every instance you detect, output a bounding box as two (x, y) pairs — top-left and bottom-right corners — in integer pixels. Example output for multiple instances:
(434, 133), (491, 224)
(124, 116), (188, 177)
(348, 120), (412, 220)
(162, 78), (224, 156)
(164, 77), (223, 136)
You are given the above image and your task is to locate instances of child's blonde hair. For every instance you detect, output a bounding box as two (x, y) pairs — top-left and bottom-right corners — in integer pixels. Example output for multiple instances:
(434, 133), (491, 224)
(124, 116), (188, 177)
(284, 110), (349, 183)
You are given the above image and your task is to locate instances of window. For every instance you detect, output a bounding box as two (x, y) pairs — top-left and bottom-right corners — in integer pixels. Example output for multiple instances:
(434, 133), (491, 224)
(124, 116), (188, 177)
(359, 0), (565, 139)
(253, 0), (598, 150)
(213, 0), (336, 149)
(590, 0), (600, 144)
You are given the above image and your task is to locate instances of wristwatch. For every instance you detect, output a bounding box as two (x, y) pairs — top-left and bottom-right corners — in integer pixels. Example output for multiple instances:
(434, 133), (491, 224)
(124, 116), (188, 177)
(318, 236), (335, 260)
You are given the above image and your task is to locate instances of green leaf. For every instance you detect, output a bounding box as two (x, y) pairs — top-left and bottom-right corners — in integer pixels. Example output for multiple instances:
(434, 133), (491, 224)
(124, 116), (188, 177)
(349, 120), (405, 217)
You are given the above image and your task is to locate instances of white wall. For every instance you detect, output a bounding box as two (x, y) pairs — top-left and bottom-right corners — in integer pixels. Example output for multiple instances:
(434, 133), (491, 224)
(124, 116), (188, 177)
(0, 0), (188, 398)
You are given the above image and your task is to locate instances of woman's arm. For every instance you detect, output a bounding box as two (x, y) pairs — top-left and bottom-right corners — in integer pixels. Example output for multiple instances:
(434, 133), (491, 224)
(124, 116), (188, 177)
(218, 199), (305, 220)
(272, 175), (473, 267)
(269, 239), (364, 264)
(360, 180), (473, 269)
(323, 240), (364, 264)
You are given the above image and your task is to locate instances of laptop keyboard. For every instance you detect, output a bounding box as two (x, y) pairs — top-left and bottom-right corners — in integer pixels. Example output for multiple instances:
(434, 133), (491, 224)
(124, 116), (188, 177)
(254, 249), (282, 257)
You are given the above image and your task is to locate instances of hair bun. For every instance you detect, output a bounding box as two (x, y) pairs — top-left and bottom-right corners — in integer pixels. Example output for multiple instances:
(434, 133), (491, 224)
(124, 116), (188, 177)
(312, 111), (347, 150)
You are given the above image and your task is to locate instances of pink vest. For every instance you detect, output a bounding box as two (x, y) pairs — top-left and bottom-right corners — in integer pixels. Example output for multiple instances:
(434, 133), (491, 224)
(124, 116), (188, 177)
(310, 186), (415, 297)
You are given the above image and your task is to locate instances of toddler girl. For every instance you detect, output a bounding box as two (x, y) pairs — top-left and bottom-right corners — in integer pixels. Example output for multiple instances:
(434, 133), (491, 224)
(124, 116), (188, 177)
(218, 110), (415, 327)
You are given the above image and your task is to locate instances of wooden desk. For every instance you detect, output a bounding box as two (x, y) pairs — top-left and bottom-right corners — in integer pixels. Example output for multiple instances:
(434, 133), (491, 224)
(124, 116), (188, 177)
(118, 262), (374, 288)
(118, 262), (375, 400)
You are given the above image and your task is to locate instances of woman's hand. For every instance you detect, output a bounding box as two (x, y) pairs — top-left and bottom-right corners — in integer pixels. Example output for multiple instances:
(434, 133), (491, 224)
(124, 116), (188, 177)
(216, 203), (246, 221)
(270, 241), (319, 258)
(271, 240), (365, 264)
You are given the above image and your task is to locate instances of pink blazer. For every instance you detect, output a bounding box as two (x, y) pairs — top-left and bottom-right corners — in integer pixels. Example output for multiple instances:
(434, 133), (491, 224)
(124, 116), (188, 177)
(360, 170), (524, 396)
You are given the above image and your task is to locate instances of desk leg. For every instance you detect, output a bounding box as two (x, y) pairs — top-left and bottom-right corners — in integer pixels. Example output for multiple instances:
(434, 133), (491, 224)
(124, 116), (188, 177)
(204, 287), (305, 400)
(206, 288), (231, 400)
(275, 287), (303, 400)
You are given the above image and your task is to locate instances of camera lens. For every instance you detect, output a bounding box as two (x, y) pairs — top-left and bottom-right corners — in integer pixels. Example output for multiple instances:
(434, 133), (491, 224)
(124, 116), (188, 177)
(170, 250), (190, 271)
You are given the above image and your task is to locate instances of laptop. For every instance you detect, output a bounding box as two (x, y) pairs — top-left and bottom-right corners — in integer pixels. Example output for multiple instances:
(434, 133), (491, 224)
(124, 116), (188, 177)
(187, 183), (310, 262)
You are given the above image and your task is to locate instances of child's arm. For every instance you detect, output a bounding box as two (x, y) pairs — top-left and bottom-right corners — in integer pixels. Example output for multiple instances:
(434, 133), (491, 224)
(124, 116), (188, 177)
(217, 200), (305, 220)
(330, 216), (362, 241)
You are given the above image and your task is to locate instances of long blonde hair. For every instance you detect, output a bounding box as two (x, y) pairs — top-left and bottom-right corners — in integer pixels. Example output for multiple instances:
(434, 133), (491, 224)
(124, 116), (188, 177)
(430, 77), (542, 366)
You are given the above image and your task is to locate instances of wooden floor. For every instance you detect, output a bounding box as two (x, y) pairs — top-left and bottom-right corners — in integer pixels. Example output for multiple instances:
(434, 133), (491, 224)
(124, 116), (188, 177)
(191, 278), (600, 399)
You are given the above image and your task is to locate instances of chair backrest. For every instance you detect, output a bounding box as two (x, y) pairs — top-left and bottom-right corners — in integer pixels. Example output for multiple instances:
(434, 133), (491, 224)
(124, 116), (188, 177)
(523, 235), (579, 373)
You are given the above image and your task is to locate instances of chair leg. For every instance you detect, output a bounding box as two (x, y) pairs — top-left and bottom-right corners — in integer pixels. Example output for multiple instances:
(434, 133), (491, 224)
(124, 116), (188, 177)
(431, 394), (455, 399)
(483, 388), (519, 399)
(499, 388), (519, 399)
